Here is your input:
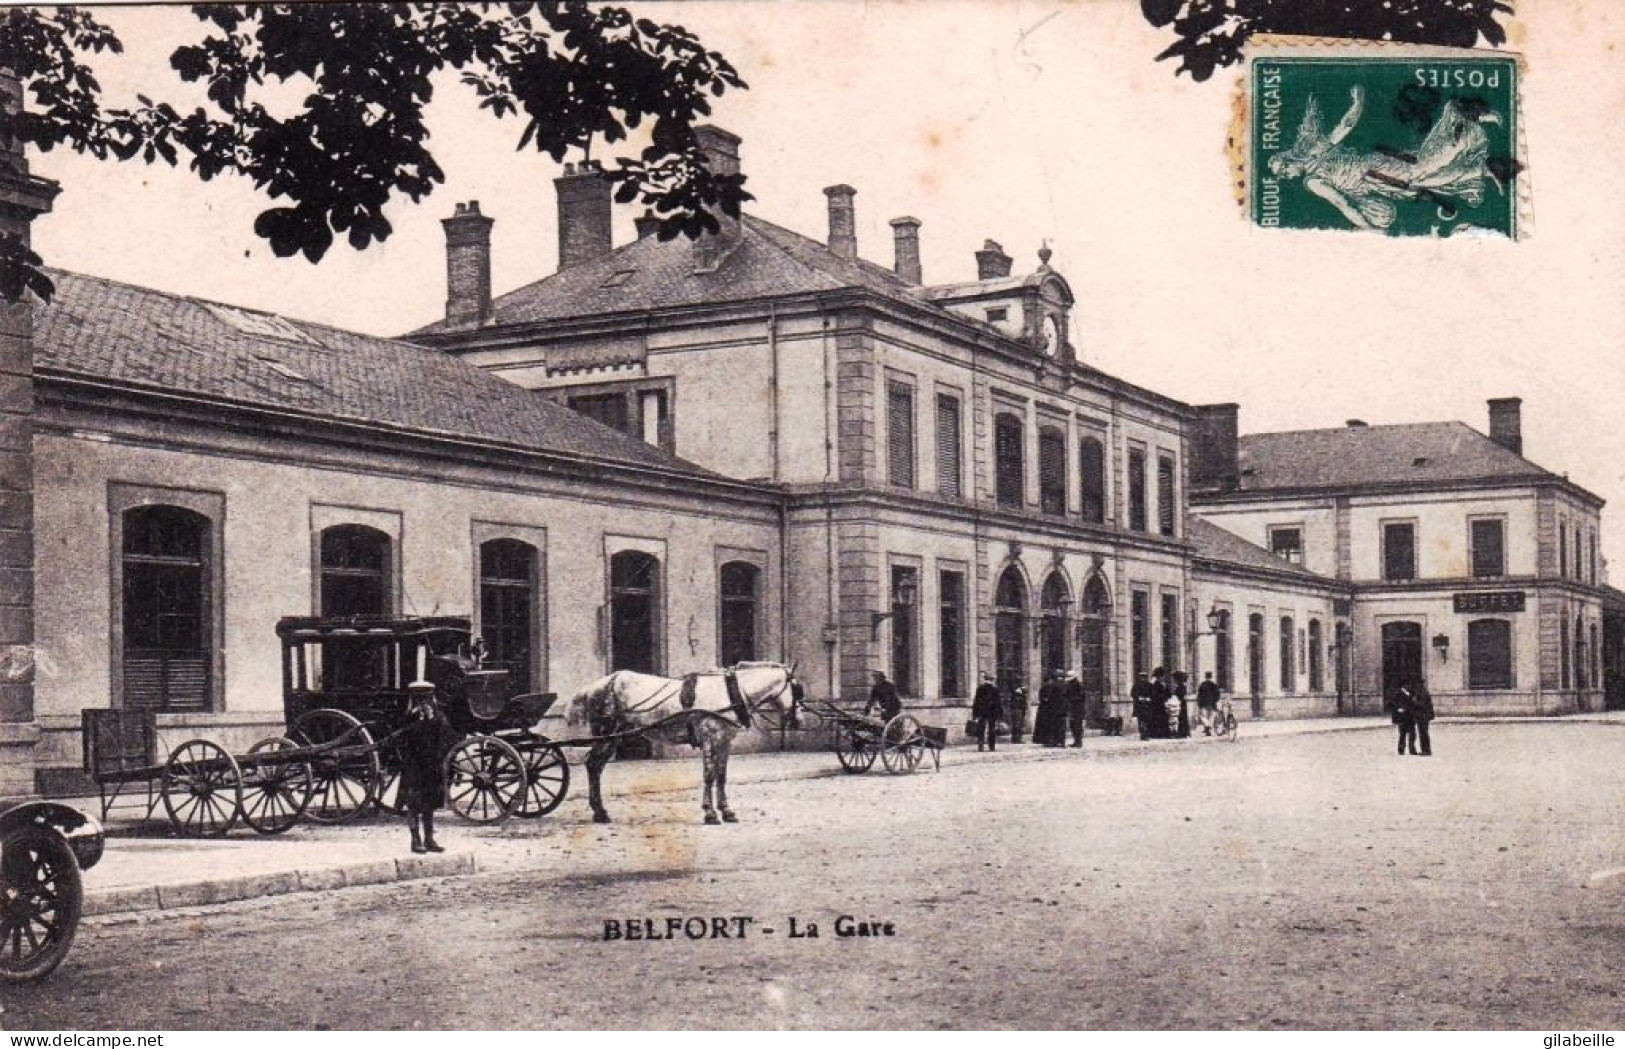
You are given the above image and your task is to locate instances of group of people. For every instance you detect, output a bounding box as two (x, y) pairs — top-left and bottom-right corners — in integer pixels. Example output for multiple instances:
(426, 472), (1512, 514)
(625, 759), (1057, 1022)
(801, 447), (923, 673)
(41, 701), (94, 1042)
(960, 669), (1125, 752)
(1129, 666), (1195, 740)
(1384, 680), (1435, 756)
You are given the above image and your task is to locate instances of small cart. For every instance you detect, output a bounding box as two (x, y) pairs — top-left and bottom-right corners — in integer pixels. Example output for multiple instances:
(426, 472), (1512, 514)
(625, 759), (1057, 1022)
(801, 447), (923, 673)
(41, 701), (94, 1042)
(797, 698), (944, 774)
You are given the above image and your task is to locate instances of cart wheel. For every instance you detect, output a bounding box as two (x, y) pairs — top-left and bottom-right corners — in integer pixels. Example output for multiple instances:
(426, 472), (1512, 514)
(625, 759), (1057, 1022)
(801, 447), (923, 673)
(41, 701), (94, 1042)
(0, 826), (81, 982)
(372, 767), (411, 818)
(835, 728), (878, 773)
(444, 735), (526, 825)
(513, 737), (571, 818)
(291, 709), (379, 824)
(240, 737), (312, 835)
(161, 739), (243, 837)
(880, 714), (925, 775)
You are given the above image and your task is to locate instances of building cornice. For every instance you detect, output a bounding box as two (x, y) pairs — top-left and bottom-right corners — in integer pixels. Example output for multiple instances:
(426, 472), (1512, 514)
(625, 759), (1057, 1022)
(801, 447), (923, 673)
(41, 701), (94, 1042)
(1191, 473), (1605, 510)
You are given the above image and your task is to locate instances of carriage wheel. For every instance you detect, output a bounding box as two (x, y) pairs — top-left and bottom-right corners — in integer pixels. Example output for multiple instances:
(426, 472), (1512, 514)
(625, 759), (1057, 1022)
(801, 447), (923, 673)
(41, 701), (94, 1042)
(880, 714), (925, 775)
(240, 737), (313, 835)
(161, 740), (243, 837)
(513, 736), (571, 819)
(835, 728), (878, 773)
(372, 767), (411, 818)
(291, 709), (379, 824)
(444, 736), (526, 825)
(0, 826), (82, 982)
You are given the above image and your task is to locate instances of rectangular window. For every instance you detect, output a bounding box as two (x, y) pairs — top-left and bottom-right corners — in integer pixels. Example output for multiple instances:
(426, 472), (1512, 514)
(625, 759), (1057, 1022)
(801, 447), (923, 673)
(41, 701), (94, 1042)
(1038, 427), (1067, 516)
(1467, 619), (1513, 690)
(890, 565), (918, 696)
(1131, 588), (1151, 677)
(1383, 522), (1416, 581)
(1079, 435), (1106, 524)
(887, 382), (916, 489)
(1559, 520), (1568, 578)
(1470, 518), (1505, 578)
(1128, 446), (1148, 532)
(1160, 592), (1180, 672)
(568, 392), (631, 435)
(1589, 531), (1599, 585)
(1560, 616), (1571, 689)
(1307, 619), (1324, 692)
(1157, 454), (1176, 536)
(939, 570), (965, 698)
(1269, 527), (1304, 566)
(1574, 525), (1584, 581)
(986, 307), (1008, 323)
(936, 394), (962, 499)
(995, 413), (1025, 509)
(1279, 616), (1296, 692)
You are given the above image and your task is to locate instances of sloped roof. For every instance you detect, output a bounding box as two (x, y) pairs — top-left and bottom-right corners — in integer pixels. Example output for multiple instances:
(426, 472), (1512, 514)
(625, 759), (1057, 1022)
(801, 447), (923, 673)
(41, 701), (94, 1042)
(33, 269), (716, 477)
(1235, 422), (1556, 492)
(410, 213), (926, 335)
(1187, 516), (1334, 583)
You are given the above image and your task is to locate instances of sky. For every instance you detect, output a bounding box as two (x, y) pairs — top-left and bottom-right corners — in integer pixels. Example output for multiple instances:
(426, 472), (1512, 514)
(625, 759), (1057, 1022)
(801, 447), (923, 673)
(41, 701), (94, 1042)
(25, 0), (1625, 574)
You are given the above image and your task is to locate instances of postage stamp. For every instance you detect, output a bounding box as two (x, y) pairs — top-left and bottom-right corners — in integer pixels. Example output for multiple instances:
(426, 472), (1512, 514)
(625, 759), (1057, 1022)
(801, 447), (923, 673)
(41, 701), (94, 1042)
(1248, 45), (1521, 237)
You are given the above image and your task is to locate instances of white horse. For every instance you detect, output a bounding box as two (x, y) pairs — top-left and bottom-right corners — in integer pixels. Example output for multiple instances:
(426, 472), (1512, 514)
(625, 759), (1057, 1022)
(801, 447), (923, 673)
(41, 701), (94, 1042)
(566, 662), (802, 825)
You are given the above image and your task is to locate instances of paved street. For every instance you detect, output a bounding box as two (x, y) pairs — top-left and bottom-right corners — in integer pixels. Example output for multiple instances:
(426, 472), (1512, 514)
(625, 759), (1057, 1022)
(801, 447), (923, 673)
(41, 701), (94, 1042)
(5, 722), (1624, 1030)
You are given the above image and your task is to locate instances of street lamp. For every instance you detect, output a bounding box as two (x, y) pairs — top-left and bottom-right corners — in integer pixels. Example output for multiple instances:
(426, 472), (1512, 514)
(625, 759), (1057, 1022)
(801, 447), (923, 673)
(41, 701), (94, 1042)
(871, 576), (919, 640)
(1432, 633), (1451, 661)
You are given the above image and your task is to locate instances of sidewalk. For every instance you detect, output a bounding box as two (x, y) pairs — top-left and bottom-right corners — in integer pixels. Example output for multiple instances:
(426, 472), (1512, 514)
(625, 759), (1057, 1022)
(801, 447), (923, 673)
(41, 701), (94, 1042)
(70, 711), (1624, 918)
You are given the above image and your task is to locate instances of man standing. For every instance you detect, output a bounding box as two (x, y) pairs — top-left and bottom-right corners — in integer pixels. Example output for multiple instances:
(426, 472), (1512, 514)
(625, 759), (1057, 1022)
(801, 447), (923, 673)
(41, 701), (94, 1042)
(1036, 671), (1065, 747)
(1130, 672), (1154, 740)
(1386, 684), (1417, 756)
(865, 669), (902, 724)
(1064, 671), (1087, 747)
(971, 672), (1002, 752)
(1148, 667), (1171, 739)
(1411, 679), (1435, 756)
(1196, 671), (1222, 735)
(1007, 685), (1029, 744)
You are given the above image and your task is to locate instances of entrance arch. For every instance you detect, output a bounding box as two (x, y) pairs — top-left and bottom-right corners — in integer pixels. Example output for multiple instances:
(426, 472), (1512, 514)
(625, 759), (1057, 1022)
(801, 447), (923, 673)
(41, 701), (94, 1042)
(1077, 575), (1112, 702)
(1039, 571), (1072, 680)
(994, 565), (1029, 702)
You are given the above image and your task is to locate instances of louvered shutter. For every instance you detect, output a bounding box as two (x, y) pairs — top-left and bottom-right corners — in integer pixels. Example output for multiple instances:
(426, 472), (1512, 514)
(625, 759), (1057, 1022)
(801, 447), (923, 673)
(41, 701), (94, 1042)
(1079, 436), (1105, 523)
(995, 414), (1024, 508)
(888, 383), (915, 488)
(936, 395), (961, 498)
(1038, 429), (1066, 516)
(1157, 454), (1176, 535)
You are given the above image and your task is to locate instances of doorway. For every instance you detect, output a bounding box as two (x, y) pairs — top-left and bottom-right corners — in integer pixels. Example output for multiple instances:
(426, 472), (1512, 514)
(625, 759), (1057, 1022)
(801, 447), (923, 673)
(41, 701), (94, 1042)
(1381, 621), (1424, 700)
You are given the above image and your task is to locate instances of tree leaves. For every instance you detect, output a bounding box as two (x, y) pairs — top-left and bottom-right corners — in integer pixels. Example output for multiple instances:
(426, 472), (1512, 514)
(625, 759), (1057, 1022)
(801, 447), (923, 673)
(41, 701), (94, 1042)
(1141, 0), (1516, 81)
(0, 234), (54, 306)
(0, 2), (752, 302)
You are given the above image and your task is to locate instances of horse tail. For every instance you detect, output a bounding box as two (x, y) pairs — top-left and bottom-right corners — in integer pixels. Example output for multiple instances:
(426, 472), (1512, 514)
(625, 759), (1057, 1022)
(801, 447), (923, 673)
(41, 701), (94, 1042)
(568, 673), (618, 728)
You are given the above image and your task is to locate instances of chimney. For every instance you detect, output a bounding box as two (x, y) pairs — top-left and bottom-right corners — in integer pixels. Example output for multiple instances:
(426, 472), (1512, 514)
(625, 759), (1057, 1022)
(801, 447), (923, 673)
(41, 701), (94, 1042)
(692, 126), (743, 271)
(554, 160), (612, 271)
(824, 185), (857, 260)
(1189, 403), (1240, 491)
(890, 216), (922, 284)
(441, 201), (494, 327)
(634, 212), (661, 240)
(1487, 397), (1522, 455)
(975, 239), (1013, 280)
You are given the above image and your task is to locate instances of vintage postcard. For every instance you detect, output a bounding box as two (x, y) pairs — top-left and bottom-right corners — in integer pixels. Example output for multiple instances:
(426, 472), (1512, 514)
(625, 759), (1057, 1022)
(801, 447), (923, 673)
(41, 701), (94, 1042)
(0, 0), (1622, 1037)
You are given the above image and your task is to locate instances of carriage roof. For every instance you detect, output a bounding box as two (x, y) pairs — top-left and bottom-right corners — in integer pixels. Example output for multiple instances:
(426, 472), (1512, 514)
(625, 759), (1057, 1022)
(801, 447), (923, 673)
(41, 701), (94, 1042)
(274, 615), (474, 644)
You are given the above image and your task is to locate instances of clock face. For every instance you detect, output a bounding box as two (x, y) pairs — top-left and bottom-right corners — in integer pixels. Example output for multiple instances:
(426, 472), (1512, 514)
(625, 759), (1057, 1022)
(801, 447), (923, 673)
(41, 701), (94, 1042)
(1042, 315), (1060, 356)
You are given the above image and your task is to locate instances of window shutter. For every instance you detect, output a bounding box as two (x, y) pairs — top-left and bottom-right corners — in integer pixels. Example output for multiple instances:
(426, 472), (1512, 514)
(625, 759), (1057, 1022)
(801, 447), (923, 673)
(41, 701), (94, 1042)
(1079, 436), (1105, 523)
(1127, 448), (1147, 531)
(1038, 429), (1066, 516)
(995, 414), (1024, 508)
(888, 384), (915, 488)
(1157, 455), (1176, 536)
(936, 395), (961, 498)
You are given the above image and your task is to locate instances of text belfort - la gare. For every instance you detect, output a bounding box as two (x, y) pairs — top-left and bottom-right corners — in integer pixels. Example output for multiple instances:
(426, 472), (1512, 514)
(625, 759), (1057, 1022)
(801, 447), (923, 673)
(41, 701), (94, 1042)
(603, 915), (895, 941)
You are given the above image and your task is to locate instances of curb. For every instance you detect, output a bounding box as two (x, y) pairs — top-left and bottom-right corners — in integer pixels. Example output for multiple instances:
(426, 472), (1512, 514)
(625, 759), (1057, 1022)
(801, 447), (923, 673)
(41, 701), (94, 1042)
(84, 851), (476, 917)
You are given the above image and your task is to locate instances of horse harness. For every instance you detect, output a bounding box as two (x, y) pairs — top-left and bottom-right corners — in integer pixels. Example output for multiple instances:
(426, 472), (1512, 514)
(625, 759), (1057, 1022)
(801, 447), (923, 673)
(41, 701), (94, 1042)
(678, 669), (754, 735)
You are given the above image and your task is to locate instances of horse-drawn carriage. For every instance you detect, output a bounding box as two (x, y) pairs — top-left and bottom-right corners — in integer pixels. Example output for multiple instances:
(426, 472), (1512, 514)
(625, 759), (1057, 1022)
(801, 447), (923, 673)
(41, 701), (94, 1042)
(795, 697), (945, 774)
(82, 615), (570, 835)
(0, 802), (103, 981)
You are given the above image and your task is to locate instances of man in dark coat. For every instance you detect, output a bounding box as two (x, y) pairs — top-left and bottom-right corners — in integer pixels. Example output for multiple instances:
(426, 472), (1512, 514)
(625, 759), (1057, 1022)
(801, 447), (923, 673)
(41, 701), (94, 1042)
(1064, 671), (1088, 747)
(865, 669), (902, 723)
(971, 672), (1002, 752)
(1148, 667), (1171, 739)
(1035, 671), (1065, 746)
(399, 681), (455, 854)
(1386, 684), (1417, 755)
(1007, 685), (1028, 743)
(1130, 672), (1154, 740)
(1410, 679), (1435, 756)
(1196, 671), (1222, 735)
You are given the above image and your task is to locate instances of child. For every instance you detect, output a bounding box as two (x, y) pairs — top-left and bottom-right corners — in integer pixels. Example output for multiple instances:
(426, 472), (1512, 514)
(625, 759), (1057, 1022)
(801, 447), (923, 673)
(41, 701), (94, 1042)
(399, 680), (451, 853)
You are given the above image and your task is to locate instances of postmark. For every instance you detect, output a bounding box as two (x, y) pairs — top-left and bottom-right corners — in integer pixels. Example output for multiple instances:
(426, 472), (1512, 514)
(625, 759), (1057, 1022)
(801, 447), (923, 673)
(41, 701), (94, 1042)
(1246, 43), (1522, 238)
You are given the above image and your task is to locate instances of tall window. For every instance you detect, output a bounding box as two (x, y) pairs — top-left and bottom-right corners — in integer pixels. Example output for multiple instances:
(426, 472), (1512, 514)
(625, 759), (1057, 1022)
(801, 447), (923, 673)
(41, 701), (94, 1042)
(1573, 525), (1583, 580)
(887, 382), (915, 489)
(320, 524), (392, 616)
(718, 561), (760, 667)
(1213, 609), (1233, 692)
(122, 506), (211, 711)
(609, 551), (660, 674)
(1589, 530), (1598, 584)
(480, 539), (538, 691)
(1471, 518), (1505, 578)
(1279, 616), (1296, 692)
(1560, 615), (1571, 688)
(994, 412), (1025, 509)
(1591, 622), (1602, 689)
(994, 566), (1028, 700)
(1127, 446), (1148, 532)
(1248, 614), (1265, 704)
(1575, 614), (1588, 689)
(1307, 619), (1324, 692)
(1131, 588), (1150, 677)
(890, 565), (919, 695)
(1467, 618), (1512, 689)
(1160, 592), (1180, 672)
(1157, 453), (1177, 536)
(939, 570), (966, 698)
(1270, 527), (1303, 565)
(1383, 522), (1416, 581)
(1559, 521), (1569, 578)
(936, 394), (962, 499)
(1079, 435), (1106, 524)
(1038, 426), (1067, 517)
(1078, 576), (1111, 700)
(1040, 572), (1071, 678)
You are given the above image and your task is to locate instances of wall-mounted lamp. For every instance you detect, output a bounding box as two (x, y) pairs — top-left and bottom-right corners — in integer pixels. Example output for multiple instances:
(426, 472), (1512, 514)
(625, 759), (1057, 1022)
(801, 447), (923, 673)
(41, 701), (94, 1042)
(1432, 633), (1450, 660)
(1189, 604), (1226, 639)
(871, 576), (919, 640)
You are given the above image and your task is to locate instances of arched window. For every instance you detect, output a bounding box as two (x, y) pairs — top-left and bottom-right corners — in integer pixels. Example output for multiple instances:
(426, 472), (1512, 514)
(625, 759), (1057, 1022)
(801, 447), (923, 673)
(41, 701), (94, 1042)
(1468, 618), (1513, 690)
(1213, 609), (1233, 693)
(1307, 619), (1324, 692)
(1040, 571), (1071, 678)
(994, 565), (1028, 700)
(610, 551), (661, 674)
(319, 524), (392, 617)
(122, 505), (211, 711)
(1078, 575), (1112, 700)
(718, 561), (761, 667)
(1279, 616), (1295, 693)
(480, 539), (538, 691)
(994, 413), (1025, 510)
(1079, 435), (1106, 524)
(1038, 426), (1067, 516)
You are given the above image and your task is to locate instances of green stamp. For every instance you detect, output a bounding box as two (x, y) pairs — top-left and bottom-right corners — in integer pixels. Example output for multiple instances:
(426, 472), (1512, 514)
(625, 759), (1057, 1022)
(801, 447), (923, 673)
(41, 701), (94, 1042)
(1251, 55), (1519, 237)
